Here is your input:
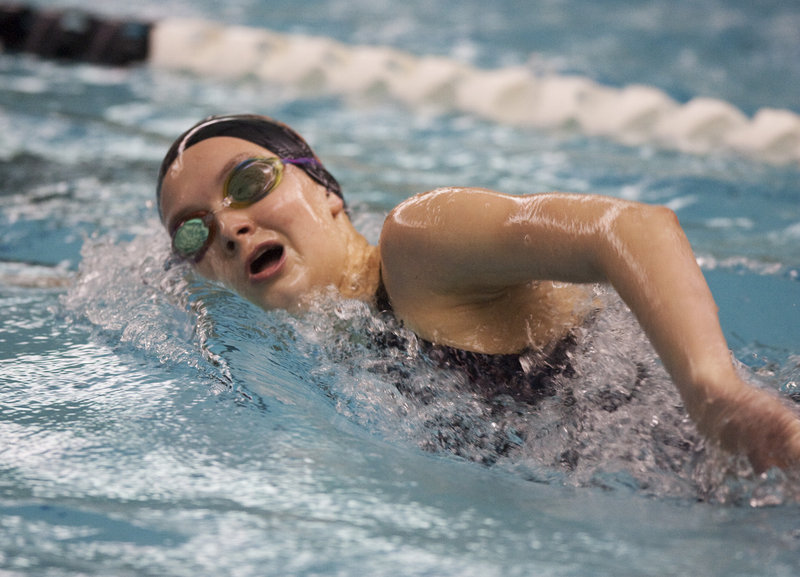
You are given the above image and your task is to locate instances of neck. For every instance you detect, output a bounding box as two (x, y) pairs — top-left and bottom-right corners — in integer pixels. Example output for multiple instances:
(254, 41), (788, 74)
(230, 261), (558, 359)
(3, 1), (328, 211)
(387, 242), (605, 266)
(336, 232), (382, 302)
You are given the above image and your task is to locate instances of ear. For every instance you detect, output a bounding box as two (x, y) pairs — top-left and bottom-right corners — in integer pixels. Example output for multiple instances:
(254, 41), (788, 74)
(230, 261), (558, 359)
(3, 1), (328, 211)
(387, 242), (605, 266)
(327, 191), (345, 216)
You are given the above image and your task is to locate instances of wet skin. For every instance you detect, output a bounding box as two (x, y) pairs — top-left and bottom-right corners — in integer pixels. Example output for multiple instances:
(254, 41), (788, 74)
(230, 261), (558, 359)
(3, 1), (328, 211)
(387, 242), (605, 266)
(160, 137), (381, 312)
(160, 135), (800, 473)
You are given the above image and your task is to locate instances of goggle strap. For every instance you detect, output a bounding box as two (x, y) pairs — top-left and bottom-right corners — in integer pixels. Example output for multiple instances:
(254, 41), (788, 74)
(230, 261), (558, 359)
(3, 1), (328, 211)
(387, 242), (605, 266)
(283, 157), (320, 167)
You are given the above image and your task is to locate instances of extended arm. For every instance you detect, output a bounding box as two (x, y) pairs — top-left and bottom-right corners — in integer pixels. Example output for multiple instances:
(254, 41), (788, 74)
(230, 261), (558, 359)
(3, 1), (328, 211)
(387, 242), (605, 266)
(381, 188), (800, 472)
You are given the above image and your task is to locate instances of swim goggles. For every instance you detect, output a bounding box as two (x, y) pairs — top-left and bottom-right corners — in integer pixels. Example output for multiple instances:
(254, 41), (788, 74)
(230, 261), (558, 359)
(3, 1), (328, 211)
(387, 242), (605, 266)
(170, 156), (318, 262)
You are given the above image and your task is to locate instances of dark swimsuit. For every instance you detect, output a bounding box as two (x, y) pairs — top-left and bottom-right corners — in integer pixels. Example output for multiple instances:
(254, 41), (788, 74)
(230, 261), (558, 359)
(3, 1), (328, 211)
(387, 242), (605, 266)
(374, 273), (575, 406)
(372, 273), (577, 464)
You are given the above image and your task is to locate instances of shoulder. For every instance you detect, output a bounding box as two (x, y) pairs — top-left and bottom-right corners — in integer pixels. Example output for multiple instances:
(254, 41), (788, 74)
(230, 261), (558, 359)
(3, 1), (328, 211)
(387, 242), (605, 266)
(380, 188), (492, 279)
(383, 187), (468, 233)
(380, 186), (517, 252)
(380, 188), (459, 267)
(377, 187), (522, 324)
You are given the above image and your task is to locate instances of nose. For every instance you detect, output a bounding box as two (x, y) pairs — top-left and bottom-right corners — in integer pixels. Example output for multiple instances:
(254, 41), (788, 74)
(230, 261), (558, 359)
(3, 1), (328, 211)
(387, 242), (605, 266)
(215, 209), (255, 253)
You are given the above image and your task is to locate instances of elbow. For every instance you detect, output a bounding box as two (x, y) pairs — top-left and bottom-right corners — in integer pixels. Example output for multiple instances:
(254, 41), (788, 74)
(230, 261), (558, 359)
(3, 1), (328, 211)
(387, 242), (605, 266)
(592, 202), (691, 279)
(614, 203), (686, 246)
(652, 205), (682, 230)
(630, 203), (681, 230)
(643, 205), (692, 255)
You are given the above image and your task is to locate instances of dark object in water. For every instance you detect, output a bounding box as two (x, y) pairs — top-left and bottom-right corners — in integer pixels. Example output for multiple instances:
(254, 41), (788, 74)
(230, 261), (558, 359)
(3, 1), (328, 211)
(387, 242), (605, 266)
(0, 3), (151, 65)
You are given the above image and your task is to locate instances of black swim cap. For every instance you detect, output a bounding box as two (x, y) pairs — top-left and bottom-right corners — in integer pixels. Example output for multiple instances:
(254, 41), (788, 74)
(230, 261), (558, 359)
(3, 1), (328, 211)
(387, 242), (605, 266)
(156, 114), (342, 219)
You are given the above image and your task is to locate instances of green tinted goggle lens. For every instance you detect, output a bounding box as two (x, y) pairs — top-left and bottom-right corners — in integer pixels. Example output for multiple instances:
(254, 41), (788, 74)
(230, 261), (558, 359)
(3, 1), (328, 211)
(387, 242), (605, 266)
(225, 157), (284, 206)
(173, 217), (210, 257)
(170, 157), (285, 261)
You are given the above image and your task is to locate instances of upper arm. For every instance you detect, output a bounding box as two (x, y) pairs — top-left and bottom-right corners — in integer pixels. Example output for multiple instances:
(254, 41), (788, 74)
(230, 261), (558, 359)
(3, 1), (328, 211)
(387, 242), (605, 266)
(380, 187), (658, 298)
(379, 187), (699, 357)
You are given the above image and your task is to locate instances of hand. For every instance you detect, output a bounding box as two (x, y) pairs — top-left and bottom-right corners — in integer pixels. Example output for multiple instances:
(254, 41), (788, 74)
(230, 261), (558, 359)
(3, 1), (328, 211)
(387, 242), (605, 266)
(697, 383), (800, 474)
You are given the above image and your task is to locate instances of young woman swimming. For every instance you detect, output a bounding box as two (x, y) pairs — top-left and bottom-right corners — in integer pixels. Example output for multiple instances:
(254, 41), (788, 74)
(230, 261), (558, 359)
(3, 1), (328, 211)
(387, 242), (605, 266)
(157, 113), (800, 474)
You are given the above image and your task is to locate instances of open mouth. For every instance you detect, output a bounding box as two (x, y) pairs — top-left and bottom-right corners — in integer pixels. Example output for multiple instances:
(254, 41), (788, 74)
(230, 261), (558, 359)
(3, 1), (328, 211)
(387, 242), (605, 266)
(249, 245), (285, 276)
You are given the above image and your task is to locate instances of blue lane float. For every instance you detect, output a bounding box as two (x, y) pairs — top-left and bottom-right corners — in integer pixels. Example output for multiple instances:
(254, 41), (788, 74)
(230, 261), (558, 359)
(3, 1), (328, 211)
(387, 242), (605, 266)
(1, 3), (799, 164)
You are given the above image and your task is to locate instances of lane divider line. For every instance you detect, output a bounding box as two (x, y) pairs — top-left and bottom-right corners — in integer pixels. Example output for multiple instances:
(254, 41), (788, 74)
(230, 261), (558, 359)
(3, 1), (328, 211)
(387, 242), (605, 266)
(2, 5), (799, 165)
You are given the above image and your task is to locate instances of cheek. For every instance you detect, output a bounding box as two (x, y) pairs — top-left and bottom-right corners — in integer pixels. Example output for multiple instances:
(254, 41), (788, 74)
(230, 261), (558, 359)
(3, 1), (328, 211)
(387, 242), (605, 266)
(277, 172), (334, 224)
(194, 252), (233, 285)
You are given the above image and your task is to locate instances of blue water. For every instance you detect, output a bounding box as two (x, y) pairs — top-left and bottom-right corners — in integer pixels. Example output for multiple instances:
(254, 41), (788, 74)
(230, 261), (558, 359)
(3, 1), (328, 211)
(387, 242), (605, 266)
(2, 0), (800, 575)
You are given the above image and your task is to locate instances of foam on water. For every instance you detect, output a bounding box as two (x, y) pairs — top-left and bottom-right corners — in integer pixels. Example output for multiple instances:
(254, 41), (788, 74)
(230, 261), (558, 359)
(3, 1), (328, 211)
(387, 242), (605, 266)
(3, 2), (800, 572)
(58, 230), (800, 506)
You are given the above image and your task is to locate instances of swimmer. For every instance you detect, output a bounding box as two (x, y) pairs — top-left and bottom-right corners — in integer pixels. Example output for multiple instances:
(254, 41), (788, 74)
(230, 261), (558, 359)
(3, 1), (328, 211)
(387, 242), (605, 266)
(157, 114), (800, 474)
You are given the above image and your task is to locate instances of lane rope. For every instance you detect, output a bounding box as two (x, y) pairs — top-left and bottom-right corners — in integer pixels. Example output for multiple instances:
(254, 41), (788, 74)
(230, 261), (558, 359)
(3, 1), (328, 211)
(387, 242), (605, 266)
(2, 4), (799, 165)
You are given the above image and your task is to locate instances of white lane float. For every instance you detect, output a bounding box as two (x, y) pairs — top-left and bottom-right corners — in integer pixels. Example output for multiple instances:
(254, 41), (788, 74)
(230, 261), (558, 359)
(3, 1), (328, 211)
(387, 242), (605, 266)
(2, 4), (798, 164)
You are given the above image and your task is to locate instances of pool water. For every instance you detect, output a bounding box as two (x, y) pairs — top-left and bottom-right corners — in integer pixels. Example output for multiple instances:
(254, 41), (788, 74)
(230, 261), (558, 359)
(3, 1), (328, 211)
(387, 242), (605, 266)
(2, 0), (800, 575)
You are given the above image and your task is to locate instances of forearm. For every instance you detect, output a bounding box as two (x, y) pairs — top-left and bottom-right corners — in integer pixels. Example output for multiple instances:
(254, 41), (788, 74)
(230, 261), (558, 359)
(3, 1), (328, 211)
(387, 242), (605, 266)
(592, 203), (800, 471)
(386, 189), (800, 471)
(595, 205), (741, 413)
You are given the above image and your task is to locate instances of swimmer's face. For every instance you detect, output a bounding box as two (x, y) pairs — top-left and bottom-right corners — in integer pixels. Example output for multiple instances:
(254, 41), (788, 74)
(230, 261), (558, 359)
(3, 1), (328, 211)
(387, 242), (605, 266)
(159, 136), (348, 311)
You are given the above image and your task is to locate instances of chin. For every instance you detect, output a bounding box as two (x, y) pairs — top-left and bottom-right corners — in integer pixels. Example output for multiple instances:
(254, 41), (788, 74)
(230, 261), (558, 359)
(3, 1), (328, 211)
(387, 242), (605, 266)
(240, 271), (338, 312)
(246, 294), (296, 313)
(244, 286), (310, 313)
